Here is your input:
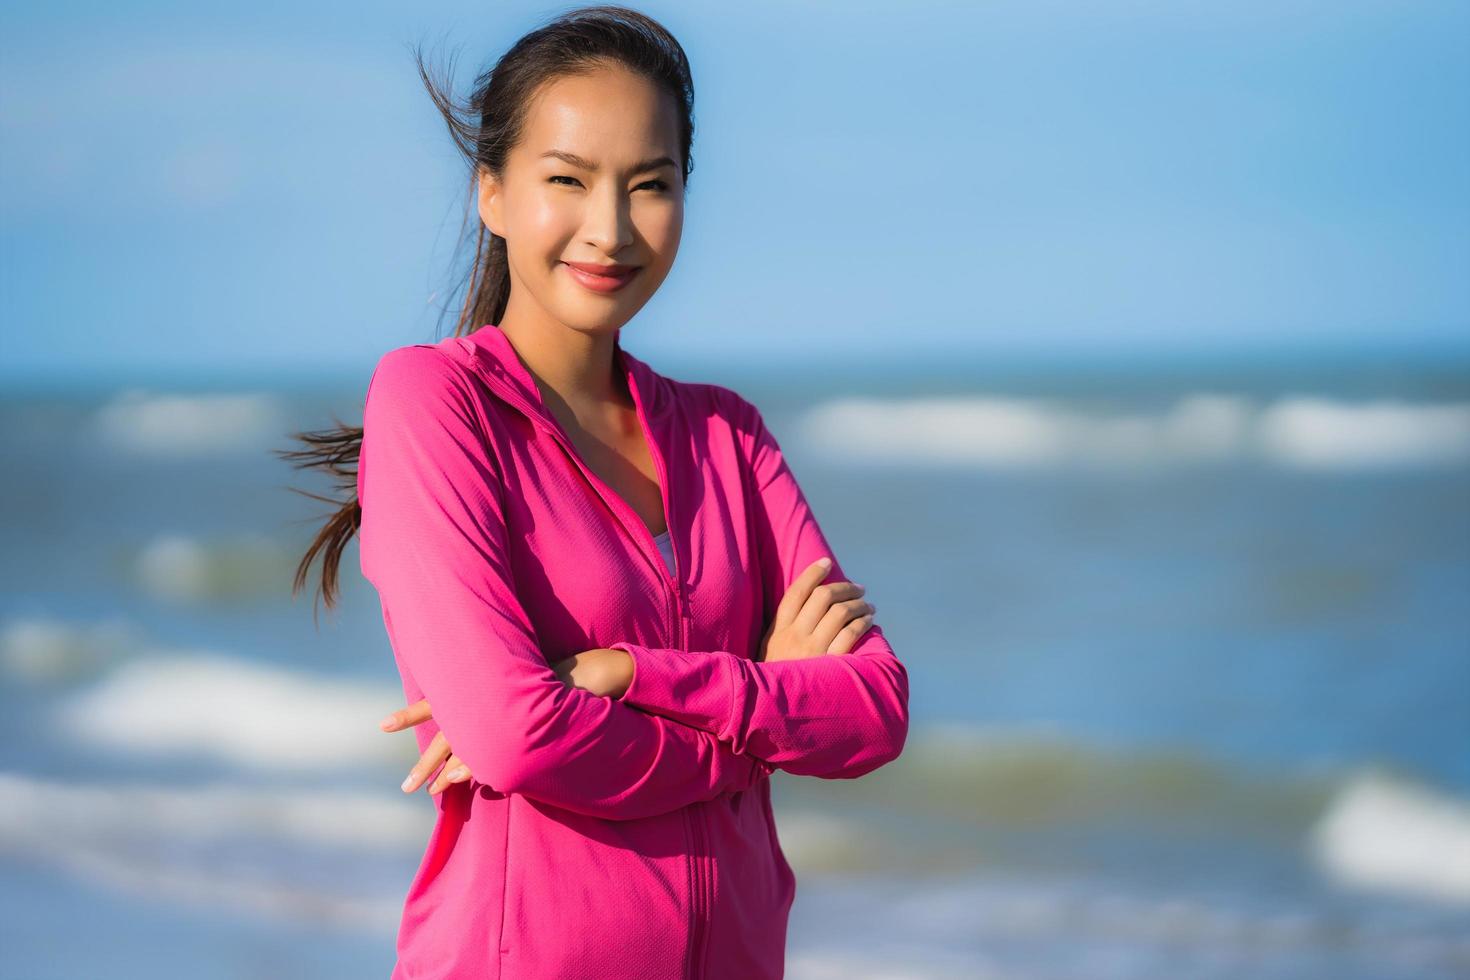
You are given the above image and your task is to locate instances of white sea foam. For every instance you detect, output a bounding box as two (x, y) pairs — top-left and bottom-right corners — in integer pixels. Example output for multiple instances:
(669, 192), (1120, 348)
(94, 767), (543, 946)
(0, 771), (413, 930)
(868, 722), (1470, 913)
(0, 614), (139, 684)
(1310, 768), (1470, 905)
(1257, 398), (1470, 471)
(94, 389), (286, 454)
(0, 770), (424, 851)
(798, 394), (1470, 472)
(53, 653), (410, 772)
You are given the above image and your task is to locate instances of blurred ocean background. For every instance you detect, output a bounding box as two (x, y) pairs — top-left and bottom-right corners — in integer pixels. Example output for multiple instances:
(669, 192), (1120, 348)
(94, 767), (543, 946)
(4, 0), (1469, 977)
(2, 347), (1467, 979)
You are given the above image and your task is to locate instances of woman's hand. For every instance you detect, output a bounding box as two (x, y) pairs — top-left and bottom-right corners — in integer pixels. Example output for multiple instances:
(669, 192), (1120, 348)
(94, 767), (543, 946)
(759, 557), (876, 663)
(380, 699), (476, 795)
(380, 648), (633, 795)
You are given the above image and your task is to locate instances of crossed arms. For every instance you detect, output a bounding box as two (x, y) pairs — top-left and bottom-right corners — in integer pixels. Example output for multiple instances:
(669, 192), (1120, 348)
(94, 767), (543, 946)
(358, 346), (909, 822)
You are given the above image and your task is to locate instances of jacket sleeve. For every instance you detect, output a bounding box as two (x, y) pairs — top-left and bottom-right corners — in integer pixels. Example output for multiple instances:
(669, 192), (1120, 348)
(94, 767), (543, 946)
(608, 392), (910, 780)
(358, 346), (771, 821)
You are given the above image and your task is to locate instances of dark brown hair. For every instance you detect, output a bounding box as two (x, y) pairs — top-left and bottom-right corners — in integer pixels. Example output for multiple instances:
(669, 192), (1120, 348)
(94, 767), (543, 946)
(275, 5), (696, 618)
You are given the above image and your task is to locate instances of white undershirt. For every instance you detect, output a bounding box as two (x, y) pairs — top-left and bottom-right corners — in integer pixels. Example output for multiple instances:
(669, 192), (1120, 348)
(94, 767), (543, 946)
(652, 528), (675, 576)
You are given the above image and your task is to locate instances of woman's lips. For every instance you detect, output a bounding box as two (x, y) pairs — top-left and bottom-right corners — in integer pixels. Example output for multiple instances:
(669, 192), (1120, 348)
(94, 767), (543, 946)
(562, 261), (640, 294)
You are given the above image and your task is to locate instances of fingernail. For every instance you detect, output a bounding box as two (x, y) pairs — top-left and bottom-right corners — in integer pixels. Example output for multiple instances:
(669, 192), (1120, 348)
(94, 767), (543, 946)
(380, 714), (398, 730)
(817, 557), (832, 569)
(401, 774), (415, 792)
(448, 767), (468, 781)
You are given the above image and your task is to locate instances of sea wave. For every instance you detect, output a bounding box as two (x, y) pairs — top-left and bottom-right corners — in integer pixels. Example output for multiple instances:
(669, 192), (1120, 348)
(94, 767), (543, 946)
(797, 394), (1470, 472)
(42, 650), (1470, 910)
(1310, 769), (1470, 904)
(52, 653), (408, 772)
(0, 771), (408, 931)
(94, 389), (286, 455)
(0, 614), (139, 684)
(886, 724), (1470, 906)
(2, 768), (1464, 977)
(30, 648), (1470, 914)
(132, 530), (295, 602)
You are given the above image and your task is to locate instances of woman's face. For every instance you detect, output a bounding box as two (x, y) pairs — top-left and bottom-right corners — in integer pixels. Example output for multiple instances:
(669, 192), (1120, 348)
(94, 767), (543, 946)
(478, 62), (685, 337)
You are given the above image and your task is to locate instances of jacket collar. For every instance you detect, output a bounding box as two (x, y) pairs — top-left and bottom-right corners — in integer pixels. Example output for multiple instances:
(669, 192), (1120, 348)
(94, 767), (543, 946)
(453, 323), (672, 434)
(451, 323), (680, 581)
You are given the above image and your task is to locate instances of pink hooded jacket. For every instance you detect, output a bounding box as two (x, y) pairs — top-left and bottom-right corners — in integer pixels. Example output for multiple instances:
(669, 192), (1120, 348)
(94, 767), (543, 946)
(357, 323), (910, 979)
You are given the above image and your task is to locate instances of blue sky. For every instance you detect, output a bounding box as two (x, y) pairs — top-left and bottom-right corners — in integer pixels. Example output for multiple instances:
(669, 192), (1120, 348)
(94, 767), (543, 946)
(1, 1), (1466, 383)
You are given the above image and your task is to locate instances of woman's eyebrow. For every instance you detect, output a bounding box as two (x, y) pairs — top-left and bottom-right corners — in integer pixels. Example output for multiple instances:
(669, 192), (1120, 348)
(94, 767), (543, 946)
(539, 149), (677, 174)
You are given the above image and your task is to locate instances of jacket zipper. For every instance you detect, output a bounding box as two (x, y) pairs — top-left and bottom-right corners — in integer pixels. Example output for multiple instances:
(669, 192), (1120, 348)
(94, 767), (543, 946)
(625, 376), (709, 980)
(637, 407), (708, 980)
(504, 379), (708, 980)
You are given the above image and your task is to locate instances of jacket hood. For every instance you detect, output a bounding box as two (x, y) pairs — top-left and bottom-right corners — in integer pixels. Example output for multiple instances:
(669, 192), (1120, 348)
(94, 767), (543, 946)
(451, 323), (673, 436)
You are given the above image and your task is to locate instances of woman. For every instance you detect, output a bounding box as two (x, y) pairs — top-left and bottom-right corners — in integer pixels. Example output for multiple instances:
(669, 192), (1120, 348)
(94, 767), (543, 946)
(287, 7), (909, 977)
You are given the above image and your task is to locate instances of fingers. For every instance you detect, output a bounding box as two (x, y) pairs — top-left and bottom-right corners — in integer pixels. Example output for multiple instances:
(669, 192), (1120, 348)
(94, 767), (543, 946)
(380, 698), (432, 732)
(772, 558), (834, 633)
(762, 558), (876, 662)
(400, 729), (450, 793)
(428, 753), (472, 795)
(825, 608), (877, 655)
(814, 595), (876, 653)
(385, 699), (467, 797)
(796, 579), (866, 637)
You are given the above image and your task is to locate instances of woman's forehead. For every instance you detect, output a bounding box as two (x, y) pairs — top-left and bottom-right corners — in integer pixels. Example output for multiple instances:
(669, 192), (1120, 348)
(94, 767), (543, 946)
(517, 71), (680, 159)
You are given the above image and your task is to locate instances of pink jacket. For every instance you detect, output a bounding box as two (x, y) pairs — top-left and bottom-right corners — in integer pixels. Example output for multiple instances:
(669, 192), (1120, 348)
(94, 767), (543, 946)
(357, 323), (910, 979)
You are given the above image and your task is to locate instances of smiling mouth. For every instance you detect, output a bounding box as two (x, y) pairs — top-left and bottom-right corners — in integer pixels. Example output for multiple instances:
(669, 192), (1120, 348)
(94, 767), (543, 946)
(562, 261), (641, 293)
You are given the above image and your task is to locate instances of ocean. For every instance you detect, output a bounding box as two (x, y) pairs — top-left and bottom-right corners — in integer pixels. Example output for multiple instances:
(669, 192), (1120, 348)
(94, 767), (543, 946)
(2, 346), (1467, 978)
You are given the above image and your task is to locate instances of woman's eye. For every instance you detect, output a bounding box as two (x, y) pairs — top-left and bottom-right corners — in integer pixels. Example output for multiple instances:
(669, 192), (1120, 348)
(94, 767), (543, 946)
(547, 176), (668, 192)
